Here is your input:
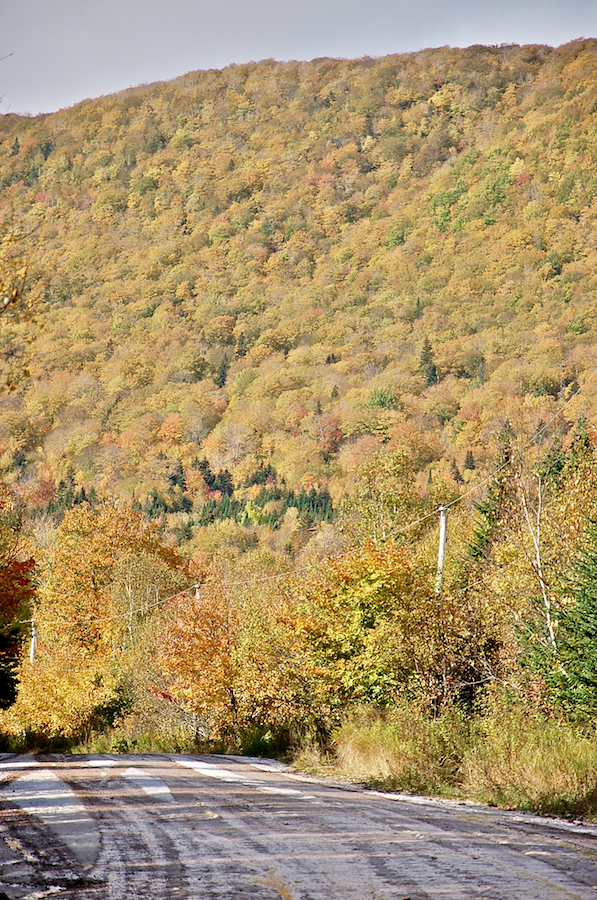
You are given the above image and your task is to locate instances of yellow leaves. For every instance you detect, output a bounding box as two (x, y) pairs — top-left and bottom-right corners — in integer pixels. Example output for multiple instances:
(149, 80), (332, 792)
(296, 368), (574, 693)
(203, 315), (236, 345)
(202, 421), (255, 472)
(385, 85), (418, 107)
(3, 50), (597, 620)
(4, 504), (187, 740)
(44, 419), (102, 469)
(0, 235), (28, 317)
(509, 157), (527, 181)
(341, 406), (400, 442)
(0, 259), (27, 315)
(158, 413), (184, 445)
(158, 587), (238, 715)
(505, 228), (534, 251)
(2, 646), (120, 739)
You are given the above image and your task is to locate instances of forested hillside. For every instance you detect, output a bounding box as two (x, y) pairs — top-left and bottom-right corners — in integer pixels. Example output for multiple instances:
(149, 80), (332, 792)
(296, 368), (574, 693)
(3, 42), (597, 796)
(0, 40), (596, 550)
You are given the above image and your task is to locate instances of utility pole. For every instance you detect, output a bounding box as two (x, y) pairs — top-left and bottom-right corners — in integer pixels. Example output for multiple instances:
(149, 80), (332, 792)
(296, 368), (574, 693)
(436, 506), (448, 594)
(29, 621), (37, 665)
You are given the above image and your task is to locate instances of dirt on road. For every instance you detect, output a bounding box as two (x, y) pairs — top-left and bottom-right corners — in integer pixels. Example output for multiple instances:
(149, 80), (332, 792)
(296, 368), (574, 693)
(1, 752), (597, 899)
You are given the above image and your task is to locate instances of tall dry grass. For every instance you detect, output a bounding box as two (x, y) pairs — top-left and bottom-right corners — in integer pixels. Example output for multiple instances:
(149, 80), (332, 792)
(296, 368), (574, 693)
(331, 704), (471, 796)
(293, 699), (597, 819)
(462, 706), (597, 817)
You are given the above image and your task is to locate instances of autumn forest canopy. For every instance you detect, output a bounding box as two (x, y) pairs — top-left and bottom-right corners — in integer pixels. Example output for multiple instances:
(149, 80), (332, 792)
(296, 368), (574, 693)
(2, 41), (597, 800)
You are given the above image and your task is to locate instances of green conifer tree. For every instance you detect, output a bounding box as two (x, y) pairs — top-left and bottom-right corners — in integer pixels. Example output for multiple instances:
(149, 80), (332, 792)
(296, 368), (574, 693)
(469, 425), (514, 559)
(419, 338), (438, 386)
(547, 520), (597, 719)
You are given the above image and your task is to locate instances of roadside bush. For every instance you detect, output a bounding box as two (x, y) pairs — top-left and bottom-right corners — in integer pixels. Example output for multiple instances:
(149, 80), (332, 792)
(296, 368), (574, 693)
(293, 697), (597, 819)
(332, 703), (471, 795)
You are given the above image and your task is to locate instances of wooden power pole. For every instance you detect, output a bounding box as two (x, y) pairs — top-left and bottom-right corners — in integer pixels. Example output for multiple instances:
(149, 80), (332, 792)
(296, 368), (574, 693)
(436, 506), (448, 593)
(29, 621), (37, 665)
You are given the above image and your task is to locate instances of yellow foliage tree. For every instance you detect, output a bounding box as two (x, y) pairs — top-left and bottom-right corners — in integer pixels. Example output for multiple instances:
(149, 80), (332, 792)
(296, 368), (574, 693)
(2, 505), (186, 742)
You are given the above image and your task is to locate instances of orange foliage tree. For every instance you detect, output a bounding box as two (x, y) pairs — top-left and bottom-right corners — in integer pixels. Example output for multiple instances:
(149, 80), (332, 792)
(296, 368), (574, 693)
(156, 541), (467, 740)
(0, 489), (35, 709)
(156, 569), (307, 742)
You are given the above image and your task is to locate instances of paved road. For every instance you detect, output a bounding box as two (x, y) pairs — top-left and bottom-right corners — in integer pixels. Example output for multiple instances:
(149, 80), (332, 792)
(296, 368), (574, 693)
(1, 753), (597, 899)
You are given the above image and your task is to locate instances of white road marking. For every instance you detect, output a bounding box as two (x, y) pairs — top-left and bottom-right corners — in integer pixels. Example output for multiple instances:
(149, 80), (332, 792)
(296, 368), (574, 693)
(85, 756), (119, 768)
(174, 758), (248, 783)
(1, 769), (99, 865)
(249, 761), (291, 774)
(256, 784), (318, 799)
(123, 767), (174, 802)
(0, 759), (39, 781)
(172, 757), (317, 801)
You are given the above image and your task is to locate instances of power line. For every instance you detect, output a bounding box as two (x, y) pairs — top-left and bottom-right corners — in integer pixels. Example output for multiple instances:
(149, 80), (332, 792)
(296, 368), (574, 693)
(21, 358), (597, 635)
(20, 582), (200, 630)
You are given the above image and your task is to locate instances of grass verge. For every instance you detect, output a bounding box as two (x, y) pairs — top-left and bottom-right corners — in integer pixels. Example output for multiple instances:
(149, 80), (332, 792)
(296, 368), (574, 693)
(292, 699), (597, 819)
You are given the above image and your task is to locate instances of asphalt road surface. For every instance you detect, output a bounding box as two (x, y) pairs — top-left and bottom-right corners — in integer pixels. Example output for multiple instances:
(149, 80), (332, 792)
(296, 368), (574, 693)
(1, 753), (597, 899)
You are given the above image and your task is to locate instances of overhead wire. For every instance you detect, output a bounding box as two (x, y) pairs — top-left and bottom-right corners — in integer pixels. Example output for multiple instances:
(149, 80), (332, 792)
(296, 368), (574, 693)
(19, 357), (597, 636)
(18, 581), (199, 630)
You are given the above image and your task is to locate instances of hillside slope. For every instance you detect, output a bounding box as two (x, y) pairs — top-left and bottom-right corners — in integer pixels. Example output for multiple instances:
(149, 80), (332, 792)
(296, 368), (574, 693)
(1, 40), (597, 555)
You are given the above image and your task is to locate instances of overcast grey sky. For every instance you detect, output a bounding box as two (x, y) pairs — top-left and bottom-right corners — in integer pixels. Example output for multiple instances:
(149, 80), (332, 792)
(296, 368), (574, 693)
(2, 0), (597, 115)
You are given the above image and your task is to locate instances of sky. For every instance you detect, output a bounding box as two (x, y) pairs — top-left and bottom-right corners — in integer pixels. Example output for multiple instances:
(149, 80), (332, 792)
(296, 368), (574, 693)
(2, 0), (597, 116)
